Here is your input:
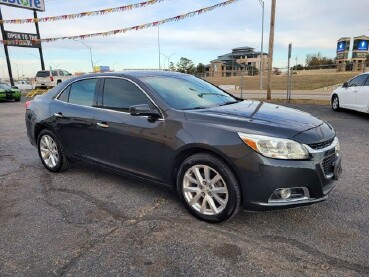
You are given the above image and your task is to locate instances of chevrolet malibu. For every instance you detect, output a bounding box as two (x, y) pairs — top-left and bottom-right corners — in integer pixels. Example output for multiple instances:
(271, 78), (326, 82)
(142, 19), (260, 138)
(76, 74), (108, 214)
(25, 71), (342, 223)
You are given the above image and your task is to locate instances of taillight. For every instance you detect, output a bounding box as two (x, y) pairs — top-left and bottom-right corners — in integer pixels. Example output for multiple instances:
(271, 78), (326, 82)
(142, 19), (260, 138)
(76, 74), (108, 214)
(25, 101), (31, 109)
(50, 76), (54, 82)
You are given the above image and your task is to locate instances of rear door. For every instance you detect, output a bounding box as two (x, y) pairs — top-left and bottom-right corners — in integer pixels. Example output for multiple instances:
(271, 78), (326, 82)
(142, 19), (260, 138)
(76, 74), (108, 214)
(356, 74), (369, 113)
(92, 77), (165, 181)
(49, 78), (100, 157)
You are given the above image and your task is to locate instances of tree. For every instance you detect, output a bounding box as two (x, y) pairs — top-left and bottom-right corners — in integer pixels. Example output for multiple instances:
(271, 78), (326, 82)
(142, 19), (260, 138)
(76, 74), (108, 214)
(168, 62), (176, 71)
(292, 64), (304, 70)
(196, 63), (206, 74)
(176, 57), (195, 74)
(305, 52), (335, 69)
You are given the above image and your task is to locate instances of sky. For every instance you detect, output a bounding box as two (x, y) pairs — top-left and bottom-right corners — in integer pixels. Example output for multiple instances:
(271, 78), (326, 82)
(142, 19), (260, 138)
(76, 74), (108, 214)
(0, 0), (368, 78)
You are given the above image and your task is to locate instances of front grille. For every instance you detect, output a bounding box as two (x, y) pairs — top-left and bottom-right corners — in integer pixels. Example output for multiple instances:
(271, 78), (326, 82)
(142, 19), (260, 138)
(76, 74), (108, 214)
(308, 137), (335, 150)
(321, 154), (337, 176)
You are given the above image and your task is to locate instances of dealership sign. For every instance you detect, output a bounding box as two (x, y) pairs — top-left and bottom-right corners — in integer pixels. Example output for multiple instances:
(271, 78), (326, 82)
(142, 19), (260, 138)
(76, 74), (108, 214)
(0, 0), (45, 11)
(4, 30), (40, 48)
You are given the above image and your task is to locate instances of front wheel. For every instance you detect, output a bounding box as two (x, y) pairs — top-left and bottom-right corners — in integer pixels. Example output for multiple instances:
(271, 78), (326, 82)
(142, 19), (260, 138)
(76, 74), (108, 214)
(37, 129), (70, 172)
(177, 153), (241, 223)
(332, 95), (340, 111)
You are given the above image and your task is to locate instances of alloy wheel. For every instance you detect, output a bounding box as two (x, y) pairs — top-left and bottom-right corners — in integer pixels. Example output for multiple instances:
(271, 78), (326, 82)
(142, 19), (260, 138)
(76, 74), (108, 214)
(40, 135), (59, 168)
(183, 165), (229, 215)
(332, 96), (339, 110)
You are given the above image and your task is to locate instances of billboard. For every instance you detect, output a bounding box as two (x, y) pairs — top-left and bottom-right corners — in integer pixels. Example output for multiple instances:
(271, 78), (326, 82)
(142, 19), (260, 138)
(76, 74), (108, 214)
(356, 40), (368, 51)
(0, 0), (45, 11)
(4, 31), (41, 48)
(336, 41), (346, 53)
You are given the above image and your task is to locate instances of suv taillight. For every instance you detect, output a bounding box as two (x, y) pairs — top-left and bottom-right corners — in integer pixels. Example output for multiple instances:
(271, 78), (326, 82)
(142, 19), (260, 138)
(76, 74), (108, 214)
(50, 76), (54, 82)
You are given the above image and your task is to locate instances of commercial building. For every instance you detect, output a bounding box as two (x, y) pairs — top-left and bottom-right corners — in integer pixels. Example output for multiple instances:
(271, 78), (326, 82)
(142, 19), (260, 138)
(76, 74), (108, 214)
(205, 46), (268, 77)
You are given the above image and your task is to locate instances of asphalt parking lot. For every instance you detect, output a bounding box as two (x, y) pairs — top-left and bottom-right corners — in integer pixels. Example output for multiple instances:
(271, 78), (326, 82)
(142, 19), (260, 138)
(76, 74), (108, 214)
(1, 98), (368, 276)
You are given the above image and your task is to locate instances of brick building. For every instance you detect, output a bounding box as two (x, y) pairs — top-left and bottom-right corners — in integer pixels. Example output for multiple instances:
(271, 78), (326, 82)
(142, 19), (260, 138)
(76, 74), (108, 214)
(205, 46), (268, 77)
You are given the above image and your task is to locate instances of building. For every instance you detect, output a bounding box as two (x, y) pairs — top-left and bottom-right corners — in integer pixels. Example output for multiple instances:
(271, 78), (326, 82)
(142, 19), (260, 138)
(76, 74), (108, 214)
(336, 36), (369, 72)
(205, 46), (268, 77)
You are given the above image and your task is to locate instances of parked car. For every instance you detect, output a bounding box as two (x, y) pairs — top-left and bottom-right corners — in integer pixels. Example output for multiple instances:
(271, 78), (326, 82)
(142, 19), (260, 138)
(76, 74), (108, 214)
(15, 80), (34, 90)
(25, 71), (342, 223)
(0, 82), (21, 102)
(331, 73), (369, 114)
(35, 69), (73, 89)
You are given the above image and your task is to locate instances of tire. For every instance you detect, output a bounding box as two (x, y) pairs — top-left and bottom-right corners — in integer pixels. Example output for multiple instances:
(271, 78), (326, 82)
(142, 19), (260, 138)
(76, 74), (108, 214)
(57, 80), (62, 85)
(177, 153), (241, 223)
(37, 129), (71, 172)
(15, 98), (20, 102)
(332, 95), (340, 111)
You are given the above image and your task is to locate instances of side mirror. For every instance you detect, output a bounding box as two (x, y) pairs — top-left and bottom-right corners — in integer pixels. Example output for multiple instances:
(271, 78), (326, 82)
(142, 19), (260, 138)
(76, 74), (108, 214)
(129, 104), (161, 118)
(342, 82), (348, 88)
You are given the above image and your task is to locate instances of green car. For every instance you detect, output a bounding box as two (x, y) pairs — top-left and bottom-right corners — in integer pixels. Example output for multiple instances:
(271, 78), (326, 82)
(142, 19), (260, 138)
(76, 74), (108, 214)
(0, 82), (21, 102)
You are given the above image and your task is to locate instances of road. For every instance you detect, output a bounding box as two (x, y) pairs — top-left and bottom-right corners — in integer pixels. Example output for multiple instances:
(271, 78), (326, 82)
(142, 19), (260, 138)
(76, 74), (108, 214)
(0, 99), (368, 276)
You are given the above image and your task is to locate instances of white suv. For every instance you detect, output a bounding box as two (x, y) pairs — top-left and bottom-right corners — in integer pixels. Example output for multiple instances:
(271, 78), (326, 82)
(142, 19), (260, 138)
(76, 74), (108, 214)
(35, 69), (73, 89)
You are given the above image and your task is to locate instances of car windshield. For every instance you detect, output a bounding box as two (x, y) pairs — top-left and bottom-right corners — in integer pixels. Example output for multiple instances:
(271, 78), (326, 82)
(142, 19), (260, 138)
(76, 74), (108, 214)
(0, 83), (11, 90)
(139, 75), (239, 110)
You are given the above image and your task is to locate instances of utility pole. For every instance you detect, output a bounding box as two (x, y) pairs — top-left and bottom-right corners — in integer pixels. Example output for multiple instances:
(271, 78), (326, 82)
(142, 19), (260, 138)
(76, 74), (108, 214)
(266, 0), (276, 100)
(258, 0), (264, 90)
(158, 25), (161, 70)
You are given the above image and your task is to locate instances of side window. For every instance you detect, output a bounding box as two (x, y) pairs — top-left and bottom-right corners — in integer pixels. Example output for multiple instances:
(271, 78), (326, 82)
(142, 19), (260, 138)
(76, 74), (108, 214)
(68, 79), (98, 106)
(102, 78), (149, 112)
(58, 71), (64, 76)
(348, 75), (368, 87)
(52, 70), (58, 77)
(57, 86), (71, 102)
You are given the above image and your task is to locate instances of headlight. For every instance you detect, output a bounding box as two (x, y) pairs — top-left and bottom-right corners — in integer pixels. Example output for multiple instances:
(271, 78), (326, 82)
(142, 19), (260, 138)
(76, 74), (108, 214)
(335, 138), (340, 154)
(238, 133), (309, 160)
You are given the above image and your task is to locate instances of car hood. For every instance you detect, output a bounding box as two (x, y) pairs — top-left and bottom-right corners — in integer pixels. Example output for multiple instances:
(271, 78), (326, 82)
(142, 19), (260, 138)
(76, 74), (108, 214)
(184, 100), (335, 144)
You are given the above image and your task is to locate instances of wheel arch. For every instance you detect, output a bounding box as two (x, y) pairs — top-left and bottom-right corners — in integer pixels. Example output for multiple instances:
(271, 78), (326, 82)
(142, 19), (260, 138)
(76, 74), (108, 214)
(171, 145), (243, 196)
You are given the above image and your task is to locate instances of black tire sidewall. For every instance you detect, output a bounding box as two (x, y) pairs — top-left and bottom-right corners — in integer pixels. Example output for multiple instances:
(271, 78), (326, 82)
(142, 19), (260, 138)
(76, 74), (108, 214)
(177, 153), (241, 223)
(37, 130), (64, 172)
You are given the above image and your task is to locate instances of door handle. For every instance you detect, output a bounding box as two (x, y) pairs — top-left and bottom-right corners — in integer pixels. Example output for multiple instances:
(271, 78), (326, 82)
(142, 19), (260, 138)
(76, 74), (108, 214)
(97, 122), (109, 128)
(54, 112), (64, 118)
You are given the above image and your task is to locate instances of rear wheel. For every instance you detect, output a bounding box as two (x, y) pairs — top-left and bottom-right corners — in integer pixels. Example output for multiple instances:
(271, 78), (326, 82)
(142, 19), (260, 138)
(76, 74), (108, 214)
(37, 129), (70, 172)
(177, 153), (241, 223)
(332, 95), (340, 111)
(15, 97), (20, 102)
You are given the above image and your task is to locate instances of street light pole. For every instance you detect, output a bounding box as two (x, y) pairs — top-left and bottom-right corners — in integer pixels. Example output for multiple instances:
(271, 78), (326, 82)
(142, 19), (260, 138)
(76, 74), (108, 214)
(76, 40), (94, 73)
(158, 25), (161, 70)
(258, 0), (264, 90)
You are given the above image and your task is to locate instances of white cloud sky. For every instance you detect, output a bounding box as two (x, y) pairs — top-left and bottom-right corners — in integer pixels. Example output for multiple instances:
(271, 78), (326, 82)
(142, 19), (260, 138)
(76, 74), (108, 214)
(0, 0), (368, 78)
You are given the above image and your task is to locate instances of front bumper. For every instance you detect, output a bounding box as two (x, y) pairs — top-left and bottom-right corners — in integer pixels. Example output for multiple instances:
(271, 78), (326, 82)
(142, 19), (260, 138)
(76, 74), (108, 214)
(236, 137), (340, 211)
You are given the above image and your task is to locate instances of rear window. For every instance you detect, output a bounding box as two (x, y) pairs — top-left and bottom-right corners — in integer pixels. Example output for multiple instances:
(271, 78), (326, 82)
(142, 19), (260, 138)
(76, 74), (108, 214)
(36, 71), (50, 77)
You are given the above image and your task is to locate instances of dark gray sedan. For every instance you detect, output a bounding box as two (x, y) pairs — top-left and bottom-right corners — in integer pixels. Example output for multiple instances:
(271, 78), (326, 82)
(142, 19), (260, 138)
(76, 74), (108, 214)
(25, 71), (342, 223)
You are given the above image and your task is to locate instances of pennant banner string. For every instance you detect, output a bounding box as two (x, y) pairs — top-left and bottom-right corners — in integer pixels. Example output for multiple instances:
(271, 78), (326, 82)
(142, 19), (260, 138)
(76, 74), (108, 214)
(0, 0), (166, 24)
(0, 0), (241, 45)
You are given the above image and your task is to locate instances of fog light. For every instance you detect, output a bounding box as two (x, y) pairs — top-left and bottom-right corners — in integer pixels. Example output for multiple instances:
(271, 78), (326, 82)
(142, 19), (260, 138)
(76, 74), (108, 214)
(280, 188), (291, 199)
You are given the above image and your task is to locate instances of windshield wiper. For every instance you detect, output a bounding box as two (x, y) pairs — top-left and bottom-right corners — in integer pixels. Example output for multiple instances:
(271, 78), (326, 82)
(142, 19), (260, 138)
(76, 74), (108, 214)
(183, 106), (208, 110)
(219, 100), (240, 106)
(197, 93), (229, 98)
